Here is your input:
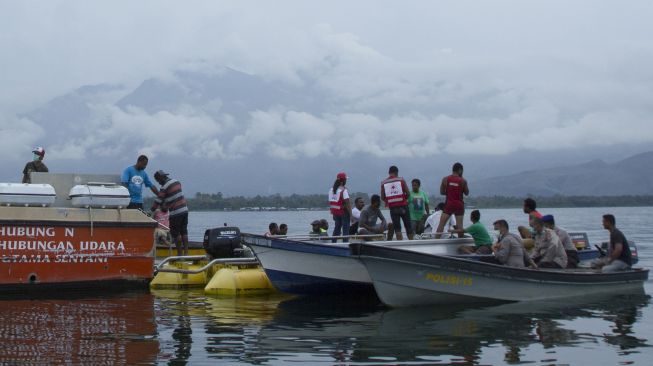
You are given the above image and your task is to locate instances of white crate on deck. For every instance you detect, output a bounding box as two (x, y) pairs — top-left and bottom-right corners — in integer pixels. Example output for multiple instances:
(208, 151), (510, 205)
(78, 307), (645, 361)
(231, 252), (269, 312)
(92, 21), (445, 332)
(69, 183), (131, 209)
(0, 183), (57, 207)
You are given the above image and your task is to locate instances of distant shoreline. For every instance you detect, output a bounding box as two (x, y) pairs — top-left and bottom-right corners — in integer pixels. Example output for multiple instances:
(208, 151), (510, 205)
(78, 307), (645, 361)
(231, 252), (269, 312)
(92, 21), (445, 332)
(145, 193), (653, 211)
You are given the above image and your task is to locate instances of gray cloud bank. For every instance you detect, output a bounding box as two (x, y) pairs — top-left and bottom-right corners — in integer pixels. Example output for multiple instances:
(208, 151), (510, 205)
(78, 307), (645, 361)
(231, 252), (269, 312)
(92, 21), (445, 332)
(1, 1), (653, 194)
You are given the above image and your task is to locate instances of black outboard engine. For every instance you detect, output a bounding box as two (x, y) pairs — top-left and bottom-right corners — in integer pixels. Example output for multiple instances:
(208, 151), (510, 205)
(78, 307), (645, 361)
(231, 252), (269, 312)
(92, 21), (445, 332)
(203, 227), (243, 259)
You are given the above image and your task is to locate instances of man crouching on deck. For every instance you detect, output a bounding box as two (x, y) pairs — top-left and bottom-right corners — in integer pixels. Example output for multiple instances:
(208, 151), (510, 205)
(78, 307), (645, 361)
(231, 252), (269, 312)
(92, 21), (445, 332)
(358, 194), (394, 240)
(152, 170), (189, 256)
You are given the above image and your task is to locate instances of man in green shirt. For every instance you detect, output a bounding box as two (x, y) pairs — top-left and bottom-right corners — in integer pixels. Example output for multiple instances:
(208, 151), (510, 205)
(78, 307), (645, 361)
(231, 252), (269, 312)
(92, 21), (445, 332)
(408, 178), (430, 235)
(451, 209), (493, 254)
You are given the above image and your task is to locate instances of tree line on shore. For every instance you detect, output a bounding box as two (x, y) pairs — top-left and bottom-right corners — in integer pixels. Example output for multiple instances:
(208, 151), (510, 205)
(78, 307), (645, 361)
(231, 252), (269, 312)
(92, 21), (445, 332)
(145, 192), (653, 211)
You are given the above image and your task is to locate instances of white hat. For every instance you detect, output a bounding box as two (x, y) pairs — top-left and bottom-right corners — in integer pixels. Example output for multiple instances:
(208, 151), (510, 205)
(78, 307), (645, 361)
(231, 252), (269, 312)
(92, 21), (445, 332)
(32, 147), (45, 157)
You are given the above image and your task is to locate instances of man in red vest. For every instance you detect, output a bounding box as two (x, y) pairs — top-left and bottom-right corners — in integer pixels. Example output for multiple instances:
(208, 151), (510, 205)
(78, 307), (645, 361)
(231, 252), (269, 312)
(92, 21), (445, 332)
(380, 165), (412, 240)
(436, 162), (469, 238)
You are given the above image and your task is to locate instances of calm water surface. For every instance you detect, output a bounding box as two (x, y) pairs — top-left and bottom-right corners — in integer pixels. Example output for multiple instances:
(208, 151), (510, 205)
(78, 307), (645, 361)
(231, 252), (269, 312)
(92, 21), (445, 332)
(1, 207), (652, 365)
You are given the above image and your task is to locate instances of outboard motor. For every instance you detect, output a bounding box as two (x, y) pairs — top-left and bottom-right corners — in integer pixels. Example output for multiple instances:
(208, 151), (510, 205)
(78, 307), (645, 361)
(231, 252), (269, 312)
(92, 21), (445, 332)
(203, 227), (243, 259)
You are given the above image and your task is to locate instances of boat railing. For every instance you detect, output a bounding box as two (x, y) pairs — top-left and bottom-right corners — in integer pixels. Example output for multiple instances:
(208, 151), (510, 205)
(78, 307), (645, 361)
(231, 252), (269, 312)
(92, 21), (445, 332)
(155, 255), (259, 275)
(266, 234), (386, 242)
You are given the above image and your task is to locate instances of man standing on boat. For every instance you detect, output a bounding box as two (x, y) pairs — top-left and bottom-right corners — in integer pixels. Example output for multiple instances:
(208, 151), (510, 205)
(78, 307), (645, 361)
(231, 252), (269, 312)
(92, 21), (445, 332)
(328, 172), (352, 242)
(121, 155), (158, 210)
(408, 178), (430, 235)
(436, 162), (468, 239)
(22, 146), (49, 183)
(152, 170), (189, 256)
(595, 214), (632, 273)
(380, 165), (412, 240)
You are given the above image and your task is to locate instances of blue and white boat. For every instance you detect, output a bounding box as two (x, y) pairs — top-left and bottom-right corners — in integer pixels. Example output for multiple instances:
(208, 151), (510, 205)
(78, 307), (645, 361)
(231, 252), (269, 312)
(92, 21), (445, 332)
(242, 234), (474, 296)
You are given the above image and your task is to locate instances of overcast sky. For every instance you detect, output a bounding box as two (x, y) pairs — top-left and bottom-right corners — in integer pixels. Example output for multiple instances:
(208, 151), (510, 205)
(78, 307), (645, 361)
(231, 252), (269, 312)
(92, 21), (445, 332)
(1, 1), (652, 194)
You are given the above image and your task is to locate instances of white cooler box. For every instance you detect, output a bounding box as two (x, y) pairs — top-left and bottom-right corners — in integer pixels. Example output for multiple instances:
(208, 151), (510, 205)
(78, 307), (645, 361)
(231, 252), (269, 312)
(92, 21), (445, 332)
(69, 183), (131, 208)
(0, 183), (57, 207)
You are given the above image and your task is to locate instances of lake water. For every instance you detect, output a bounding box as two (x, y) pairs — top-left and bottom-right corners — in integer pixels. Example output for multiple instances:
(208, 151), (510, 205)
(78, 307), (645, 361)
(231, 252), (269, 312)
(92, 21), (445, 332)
(1, 207), (651, 365)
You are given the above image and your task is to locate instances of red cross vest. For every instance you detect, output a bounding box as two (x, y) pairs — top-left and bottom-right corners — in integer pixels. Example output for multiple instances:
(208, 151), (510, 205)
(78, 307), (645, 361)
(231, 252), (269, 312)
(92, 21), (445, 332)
(329, 187), (345, 216)
(381, 176), (408, 207)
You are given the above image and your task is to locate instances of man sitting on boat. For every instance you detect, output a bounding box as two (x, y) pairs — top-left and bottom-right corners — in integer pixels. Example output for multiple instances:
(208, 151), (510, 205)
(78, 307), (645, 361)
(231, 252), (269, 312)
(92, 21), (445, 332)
(357, 194), (393, 240)
(518, 198), (542, 250)
(490, 219), (532, 268)
(310, 220), (328, 236)
(592, 214), (632, 273)
(452, 210), (493, 254)
(266, 222), (279, 237)
(279, 223), (288, 236)
(530, 217), (568, 269)
(541, 215), (579, 268)
(424, 202), (456, 236)
(349, 197), (365, 235)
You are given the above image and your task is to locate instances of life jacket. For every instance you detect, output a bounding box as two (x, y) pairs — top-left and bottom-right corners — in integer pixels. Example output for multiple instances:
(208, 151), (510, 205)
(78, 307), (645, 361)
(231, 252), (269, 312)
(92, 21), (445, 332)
(382, 176), (408, 207)
(329, 187), (345, 216)
(446, 175), (464, 203)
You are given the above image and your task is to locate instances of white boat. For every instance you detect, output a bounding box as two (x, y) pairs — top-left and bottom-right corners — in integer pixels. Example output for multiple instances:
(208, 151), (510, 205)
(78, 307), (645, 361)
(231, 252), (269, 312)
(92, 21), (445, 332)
(242, 234), (474, 296)
(352, 242), (649, 307)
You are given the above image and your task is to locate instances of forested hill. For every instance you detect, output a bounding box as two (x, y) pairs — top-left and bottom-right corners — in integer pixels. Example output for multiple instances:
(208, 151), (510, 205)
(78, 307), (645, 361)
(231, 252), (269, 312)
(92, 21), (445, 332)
(143, 192), (653, 211)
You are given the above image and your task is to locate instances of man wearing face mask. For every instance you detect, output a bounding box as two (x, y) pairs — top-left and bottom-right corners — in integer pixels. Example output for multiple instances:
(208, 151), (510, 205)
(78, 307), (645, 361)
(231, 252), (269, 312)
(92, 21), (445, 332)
(22, 147), (49, 183)
(490, 219), (533, 268)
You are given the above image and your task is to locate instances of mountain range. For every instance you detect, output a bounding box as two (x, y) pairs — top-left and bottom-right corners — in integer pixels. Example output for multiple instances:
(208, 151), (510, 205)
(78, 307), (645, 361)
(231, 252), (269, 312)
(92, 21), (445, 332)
(11, 66), (653, 197)
(473, 151), (653, 196)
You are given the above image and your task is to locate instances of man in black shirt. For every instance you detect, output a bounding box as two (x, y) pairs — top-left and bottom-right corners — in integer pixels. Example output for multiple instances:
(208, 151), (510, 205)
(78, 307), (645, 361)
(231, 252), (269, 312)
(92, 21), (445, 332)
(599, 214), (632, 272)
(22, 147), (48, 183)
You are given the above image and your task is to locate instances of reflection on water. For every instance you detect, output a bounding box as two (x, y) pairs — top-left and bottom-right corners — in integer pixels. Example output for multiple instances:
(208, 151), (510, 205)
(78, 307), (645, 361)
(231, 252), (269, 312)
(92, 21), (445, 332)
(0, 291), (158, 365)
(0, 208), (651, 365)
(150, 289), (651, 365)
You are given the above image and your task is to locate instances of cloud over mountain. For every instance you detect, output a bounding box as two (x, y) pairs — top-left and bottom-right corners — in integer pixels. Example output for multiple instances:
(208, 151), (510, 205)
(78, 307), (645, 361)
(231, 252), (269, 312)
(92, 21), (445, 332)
(2, 1), (653, 194)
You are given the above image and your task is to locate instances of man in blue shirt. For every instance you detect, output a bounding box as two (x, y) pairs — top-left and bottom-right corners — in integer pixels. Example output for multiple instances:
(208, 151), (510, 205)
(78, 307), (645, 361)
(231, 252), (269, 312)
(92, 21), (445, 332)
(121, 155), (158, 209)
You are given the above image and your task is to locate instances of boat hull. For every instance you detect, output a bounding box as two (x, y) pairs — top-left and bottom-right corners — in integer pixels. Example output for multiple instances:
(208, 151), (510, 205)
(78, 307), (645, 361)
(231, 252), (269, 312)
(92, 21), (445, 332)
(0, 207), (156, 290)
(354, 243), (648, 307)
(243, 235), (372, 295)
(243, 234), (474, 296)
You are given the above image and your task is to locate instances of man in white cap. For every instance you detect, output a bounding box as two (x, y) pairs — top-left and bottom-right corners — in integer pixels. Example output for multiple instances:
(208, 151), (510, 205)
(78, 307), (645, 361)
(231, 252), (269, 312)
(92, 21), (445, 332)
(22, 147), (49, 183)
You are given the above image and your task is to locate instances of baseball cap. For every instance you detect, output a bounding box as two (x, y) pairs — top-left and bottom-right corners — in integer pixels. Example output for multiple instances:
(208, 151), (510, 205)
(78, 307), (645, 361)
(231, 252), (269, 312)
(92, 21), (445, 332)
(154, 170), (169, 180)
(32, 147), (45, 156)
(541, 214), (554, 223)
(336, 172), (347, 180)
